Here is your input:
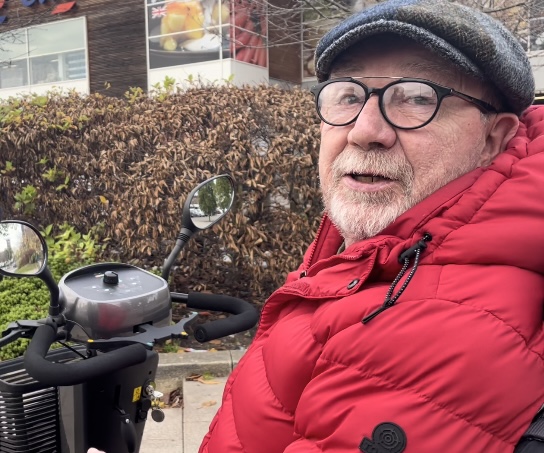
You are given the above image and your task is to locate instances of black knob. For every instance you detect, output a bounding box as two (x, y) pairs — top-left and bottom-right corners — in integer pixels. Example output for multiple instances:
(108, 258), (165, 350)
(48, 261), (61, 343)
(151, 408), (165, 423)
(103, 271), (119, 285)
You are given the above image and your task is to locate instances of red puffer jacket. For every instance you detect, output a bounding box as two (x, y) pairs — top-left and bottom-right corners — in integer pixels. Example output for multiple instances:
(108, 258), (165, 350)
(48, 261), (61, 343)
(200, 107), (544, 452)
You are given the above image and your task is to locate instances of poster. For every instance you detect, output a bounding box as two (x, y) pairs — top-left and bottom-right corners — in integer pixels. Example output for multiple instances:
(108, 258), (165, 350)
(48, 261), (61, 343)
(147, 0), (267, 69)
(147, 0), (231, 69)
(231, 0), (267, 67)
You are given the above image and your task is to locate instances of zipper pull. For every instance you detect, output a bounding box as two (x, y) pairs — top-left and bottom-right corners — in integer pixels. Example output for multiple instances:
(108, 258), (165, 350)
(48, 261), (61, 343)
(362, 298), (394, 324)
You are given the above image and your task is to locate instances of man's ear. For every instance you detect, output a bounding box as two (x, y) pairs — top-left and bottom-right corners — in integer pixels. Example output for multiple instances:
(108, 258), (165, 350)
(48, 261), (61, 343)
(479, 113), (519, 166)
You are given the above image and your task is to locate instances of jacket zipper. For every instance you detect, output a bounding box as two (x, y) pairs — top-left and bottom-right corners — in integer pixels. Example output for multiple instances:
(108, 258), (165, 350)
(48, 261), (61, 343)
(299, 217), (327, 278)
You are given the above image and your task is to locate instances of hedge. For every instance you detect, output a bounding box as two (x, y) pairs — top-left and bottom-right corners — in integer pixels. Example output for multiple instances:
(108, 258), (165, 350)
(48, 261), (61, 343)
(0, 83), (323, 305)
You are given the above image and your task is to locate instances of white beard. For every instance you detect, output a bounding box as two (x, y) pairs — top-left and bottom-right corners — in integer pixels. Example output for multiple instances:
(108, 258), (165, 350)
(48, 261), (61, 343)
(322, 143), (483, 244)
(323, 148), (415, 241)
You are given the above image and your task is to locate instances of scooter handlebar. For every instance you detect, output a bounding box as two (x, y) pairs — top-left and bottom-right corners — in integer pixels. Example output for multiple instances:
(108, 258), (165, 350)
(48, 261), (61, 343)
(24, 324), (148, 386)
(185, 292), (258, 343)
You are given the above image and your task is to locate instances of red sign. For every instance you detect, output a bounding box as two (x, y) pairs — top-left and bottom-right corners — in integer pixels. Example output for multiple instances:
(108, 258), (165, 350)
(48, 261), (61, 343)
(0, 0), (77, 24)
(52, 1), (76, 14)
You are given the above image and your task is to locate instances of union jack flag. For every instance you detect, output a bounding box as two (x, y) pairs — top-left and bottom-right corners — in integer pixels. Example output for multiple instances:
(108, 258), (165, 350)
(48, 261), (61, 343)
(151, 6), (167, 18)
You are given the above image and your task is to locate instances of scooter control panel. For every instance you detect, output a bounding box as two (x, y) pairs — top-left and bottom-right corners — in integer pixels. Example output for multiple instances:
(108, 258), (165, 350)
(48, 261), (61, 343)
(60, 263), (166, 302)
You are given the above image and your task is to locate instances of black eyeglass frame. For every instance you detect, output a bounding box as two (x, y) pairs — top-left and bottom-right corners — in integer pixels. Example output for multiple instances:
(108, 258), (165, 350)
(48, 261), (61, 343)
(310, 76), (499, 130)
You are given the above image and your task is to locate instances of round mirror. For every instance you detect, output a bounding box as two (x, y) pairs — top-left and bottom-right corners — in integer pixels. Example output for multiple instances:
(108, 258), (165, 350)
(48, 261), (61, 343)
(0, 221), (47, 276)
(189, 175), (235, 230)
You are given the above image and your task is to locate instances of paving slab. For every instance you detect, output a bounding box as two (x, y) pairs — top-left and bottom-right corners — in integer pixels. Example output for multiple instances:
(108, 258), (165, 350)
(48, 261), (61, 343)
(182, 378), (226, 453)
(140, 350), (239, 453)
(139, 407), (182, 453)
(140, 377), (227, 453)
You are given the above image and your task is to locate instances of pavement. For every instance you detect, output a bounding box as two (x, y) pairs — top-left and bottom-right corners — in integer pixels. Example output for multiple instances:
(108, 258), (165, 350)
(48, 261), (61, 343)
(139, 350), (243, 453)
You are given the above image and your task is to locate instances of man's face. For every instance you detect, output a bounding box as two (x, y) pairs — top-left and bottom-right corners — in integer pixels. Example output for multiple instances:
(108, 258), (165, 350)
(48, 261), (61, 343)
(319, 38), (498, 246)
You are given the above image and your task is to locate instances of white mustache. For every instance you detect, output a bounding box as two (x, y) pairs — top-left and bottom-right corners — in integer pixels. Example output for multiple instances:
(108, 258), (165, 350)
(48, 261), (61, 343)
(331, 148), (414, 184)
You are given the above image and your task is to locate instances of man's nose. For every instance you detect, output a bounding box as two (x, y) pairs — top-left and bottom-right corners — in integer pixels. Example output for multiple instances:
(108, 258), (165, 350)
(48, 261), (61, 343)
(347, 95), (397, 150)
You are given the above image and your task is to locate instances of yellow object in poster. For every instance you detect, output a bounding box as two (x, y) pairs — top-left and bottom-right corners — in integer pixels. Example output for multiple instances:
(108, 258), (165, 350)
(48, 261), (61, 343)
(211, 3), (229, 25)
(160, 1), (206, 50)
(183, 11), (205, 40)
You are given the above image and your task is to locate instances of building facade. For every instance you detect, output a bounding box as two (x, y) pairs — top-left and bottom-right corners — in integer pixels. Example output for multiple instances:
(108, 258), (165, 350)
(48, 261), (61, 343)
(3, 0), (541, 99)
(0, 0), (298, 99)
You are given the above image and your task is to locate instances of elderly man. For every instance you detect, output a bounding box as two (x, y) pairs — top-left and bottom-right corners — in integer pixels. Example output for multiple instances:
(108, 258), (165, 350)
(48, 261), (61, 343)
(200, 0), (544, 453)
(200, 0), (544, 451)
(87, 1), (542, 452)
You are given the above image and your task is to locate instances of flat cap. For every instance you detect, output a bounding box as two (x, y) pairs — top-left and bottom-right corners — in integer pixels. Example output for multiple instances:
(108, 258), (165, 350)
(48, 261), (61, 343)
(315, 0), (534, 116)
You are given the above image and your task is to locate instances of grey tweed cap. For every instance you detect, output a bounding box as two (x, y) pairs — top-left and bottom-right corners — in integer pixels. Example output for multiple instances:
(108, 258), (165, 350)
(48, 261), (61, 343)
(314, 0), (534, 116)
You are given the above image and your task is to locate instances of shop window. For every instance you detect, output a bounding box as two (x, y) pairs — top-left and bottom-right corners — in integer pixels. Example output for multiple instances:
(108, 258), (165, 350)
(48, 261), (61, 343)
(0, 17), (87, 93)
(28, 18), (86, 56)
(30, 50), (86, 84)
(0, 60), (28, 89)
(1, 31), (28, 62)
(31, 55), (61, 84)
(0, 30), (28, 89)
(64, 50), (86, 80)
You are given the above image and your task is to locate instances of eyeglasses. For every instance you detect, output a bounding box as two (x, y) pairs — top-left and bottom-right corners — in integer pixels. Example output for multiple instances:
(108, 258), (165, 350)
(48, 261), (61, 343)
(310, 77), (498, 130)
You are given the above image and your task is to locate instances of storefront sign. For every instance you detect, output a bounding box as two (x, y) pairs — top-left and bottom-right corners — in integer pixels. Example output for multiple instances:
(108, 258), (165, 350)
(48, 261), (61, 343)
(0, 0), (76, 24)
(21, 0), (49, 6)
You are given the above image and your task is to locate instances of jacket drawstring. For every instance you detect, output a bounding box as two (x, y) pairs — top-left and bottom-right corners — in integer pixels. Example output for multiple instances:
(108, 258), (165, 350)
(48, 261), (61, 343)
(362, 233), (432, 324)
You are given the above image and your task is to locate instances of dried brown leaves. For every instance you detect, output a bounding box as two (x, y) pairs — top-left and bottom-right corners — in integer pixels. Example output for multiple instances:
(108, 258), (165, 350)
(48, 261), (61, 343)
(0, 85), (322, 303)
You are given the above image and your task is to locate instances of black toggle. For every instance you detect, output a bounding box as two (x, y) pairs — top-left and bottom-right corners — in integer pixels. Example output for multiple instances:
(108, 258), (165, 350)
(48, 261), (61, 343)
(362, 233), (432, 324)
(398, 233), (432, 263)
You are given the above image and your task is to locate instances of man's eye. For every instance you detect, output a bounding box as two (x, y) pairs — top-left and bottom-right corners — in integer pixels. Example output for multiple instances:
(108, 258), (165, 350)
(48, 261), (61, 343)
(338, 93), (364, 105)
(388, 85), (437, 107)
(391, 93), (436, 107)
(409, 96), (436, 105)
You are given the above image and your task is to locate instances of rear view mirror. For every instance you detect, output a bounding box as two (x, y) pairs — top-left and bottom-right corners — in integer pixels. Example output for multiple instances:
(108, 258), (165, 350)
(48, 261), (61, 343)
(185, 175), (235, 231)
(0, 221), (47, 276)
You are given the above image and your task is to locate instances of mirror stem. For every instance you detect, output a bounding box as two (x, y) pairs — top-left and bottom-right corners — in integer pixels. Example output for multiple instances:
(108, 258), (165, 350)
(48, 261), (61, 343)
(41, 267), (61, 316)
(161, 228), (194, 281)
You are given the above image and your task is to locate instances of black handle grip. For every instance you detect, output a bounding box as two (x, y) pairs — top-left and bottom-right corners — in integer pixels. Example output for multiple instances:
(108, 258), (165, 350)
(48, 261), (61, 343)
(186, 292), (258, 342)
(24, 324), (148, 386)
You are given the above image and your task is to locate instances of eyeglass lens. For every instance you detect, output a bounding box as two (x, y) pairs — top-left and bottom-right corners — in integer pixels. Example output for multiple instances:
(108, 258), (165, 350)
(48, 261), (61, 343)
(317, 80), (440, 128)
